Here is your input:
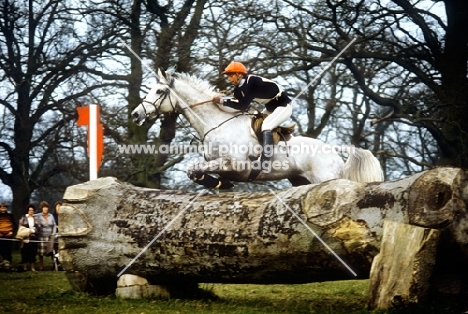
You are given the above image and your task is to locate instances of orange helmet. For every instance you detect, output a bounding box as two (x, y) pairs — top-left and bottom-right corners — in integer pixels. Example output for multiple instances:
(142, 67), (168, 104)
(222, 61), (247, 75)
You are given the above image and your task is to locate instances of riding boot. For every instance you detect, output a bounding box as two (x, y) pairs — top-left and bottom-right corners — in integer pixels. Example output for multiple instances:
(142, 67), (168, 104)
(247, 130), (275, 181)
(260, 130), (274, 166)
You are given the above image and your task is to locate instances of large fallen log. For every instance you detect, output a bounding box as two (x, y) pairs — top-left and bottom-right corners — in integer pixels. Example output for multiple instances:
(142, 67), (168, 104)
(58, 167), (468, 295)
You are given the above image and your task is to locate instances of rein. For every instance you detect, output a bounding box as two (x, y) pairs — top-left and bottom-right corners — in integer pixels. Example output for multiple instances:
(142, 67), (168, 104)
(188, 98), (238, 115)
(190, 99), (213, 108)
(200, 112), (249, 143)
(189, 90), (232, 110)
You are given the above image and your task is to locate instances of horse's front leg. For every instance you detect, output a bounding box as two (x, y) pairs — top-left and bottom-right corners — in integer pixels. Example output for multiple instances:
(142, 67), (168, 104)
(187, 158), (234, 189)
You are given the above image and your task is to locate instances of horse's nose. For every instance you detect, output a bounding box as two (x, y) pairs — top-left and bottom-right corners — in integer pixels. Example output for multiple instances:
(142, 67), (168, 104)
(132, 110), (145, 126)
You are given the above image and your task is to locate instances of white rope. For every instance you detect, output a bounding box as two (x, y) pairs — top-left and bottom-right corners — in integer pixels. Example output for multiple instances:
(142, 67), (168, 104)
(117, 189), (207, 277)
(290, 38), (357, 103)
(0, 237), (59, 243)
(269, 189), (357, 277)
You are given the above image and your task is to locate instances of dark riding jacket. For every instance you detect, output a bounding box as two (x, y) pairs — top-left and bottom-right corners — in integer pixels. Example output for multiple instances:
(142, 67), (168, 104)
(222, 75), (291, 112)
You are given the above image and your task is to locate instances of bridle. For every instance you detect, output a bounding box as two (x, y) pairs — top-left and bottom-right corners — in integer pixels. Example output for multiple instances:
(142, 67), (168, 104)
(140, 77), (175, 119)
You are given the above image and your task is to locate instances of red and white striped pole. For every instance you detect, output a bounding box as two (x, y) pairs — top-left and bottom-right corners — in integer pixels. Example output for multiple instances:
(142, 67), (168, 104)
(76, 105), (104, 181)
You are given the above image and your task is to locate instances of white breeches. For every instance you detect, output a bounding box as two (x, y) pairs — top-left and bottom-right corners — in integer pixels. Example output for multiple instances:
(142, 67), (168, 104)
(261, 103), (292, 131)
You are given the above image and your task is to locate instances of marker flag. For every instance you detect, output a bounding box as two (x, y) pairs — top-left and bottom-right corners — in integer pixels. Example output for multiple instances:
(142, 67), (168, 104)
(76, 105), (104, 180)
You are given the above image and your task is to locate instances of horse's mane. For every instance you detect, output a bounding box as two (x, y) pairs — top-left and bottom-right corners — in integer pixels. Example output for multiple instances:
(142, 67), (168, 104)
(173, 72), (217, 97)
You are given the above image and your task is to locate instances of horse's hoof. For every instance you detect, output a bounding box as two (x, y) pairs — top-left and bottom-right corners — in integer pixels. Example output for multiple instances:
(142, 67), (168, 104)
(218, 177), (234, 189)
(189, 171), (203, 181)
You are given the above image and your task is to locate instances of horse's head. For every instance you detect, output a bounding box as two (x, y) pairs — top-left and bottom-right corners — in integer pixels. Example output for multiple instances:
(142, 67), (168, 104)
(132, 69), (176, 126)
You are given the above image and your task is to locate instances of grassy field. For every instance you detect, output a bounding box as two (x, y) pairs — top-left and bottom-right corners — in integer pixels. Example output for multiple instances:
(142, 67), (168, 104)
(1, 250), (464, 314)
(0, 271), (376, 314)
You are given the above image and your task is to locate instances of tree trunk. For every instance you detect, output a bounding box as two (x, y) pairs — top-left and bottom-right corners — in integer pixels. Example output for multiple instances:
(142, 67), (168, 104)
(433, 0), (468, 166)
(58, 167), (468, 295)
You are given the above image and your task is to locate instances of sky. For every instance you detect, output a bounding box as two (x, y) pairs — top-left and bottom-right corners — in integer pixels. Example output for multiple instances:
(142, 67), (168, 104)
(0, 183), (11, 201)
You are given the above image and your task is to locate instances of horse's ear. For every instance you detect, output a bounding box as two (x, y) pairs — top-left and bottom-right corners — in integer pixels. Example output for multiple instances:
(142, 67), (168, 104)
(157, 68), (168, 83)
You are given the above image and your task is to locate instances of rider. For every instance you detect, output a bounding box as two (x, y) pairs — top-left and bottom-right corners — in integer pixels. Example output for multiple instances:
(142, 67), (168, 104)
(213, 61), (292, 166)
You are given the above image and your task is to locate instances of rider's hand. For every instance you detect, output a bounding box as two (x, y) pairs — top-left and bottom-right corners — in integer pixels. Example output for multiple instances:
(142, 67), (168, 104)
(212, 96), (223, 105)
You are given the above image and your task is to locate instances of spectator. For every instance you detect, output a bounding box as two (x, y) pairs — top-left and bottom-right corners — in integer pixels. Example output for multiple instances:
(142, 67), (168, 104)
(0, 202), (16, 263)
(52, 201), (61, 232)
(35, 201), (56, 271)
(18, 204), (40, 271)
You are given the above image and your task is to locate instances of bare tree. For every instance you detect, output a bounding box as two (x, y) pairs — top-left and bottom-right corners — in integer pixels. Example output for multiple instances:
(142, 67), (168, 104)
(0, 0), (119, 218)
(41, 0), (211, 190)
(311, 0), (466, 167)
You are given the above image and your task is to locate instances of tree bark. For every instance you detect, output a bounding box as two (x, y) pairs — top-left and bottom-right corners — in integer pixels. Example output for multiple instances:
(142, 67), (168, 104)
(58, 167), (468, 295)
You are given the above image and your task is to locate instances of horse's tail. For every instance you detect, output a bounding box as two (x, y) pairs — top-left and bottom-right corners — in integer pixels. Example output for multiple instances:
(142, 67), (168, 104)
(341, 147), (384, 183)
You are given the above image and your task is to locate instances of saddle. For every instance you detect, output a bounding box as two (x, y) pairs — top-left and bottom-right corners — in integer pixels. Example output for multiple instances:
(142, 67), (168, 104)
(251, 113), (295, 145)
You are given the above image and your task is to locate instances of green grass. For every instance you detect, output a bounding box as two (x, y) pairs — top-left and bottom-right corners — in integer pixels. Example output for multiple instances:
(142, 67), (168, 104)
(1, 249), (464, 314)
(0, 271), (375, 314)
